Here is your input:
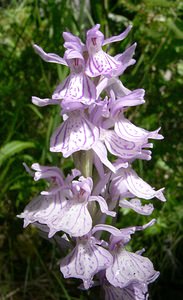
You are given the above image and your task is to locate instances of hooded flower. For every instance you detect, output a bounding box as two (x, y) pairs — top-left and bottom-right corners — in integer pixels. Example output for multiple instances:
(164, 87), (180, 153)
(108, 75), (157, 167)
(17, 164), (80, 229)
(60, 225), (121, 289)
(60, 234), (113, 289)
(52, 49), (96, 107)
(105, 220), (159, 288)
(18, 172), (115, 238)
(32, 46), (96, 109)
(109, 165), (166, 202)
(47, 176), (116, 237)
(85, 24), (132, 77)
(50, 111), (99, 156)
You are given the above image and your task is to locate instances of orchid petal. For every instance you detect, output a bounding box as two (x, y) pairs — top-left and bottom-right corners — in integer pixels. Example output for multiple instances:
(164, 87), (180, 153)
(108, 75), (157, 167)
(115, 43), (136, 63)
(50, 113), (99, 157)
(103, 25), (132, 46)
(33, 44), (67, 66)
(107, 79), (131, 98)
(86, 51), (121, 77)
(123, 168), (166, 201)
(111, 89), (145, 116)
(52, 73), (96, 105)
(92, 140), (116, 173)
(63, 31), (85, 51)
(93, 153), (106, 178)
(103, 282), (149, 300)
(31, 163), (64, 184)
(109, 219), (156, 249)
(96, 77), (112, 98)
(89, 196), (116, 217)
(106, 249), (159, 288)
(119, 199), (154, 215)
(114, 43), (137, 76)
(32, 96), (59, 107)
(92, 224), (121, 236)
(115, 114), (163, 142)
(60, 237), (113, 289)
(17, 192), (66, 229)
(48, 200), (92, 237)
(104, 131), (141, 159)
(109, 175), (129, 201)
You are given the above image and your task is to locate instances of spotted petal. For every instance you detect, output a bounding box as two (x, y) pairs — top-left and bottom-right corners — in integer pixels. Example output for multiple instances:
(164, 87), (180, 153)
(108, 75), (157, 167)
(86, 50), (121, 77)
(106, 249), (159, 288)
(60, 237), (113, 289)
(52, 73), (96, 105)
(50, 112), (99, 157)
(48, 200), (92, 237)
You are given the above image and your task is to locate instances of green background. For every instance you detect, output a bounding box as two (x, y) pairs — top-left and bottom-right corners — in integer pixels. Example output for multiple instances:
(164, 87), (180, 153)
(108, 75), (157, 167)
(0, 0), (183, 299)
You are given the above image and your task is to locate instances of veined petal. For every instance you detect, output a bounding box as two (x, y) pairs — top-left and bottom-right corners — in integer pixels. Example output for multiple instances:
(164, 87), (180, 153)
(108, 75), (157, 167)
(50, 113), (99, 157)
(17, 192), (66, 228)
(52, 73), (96, 105)
(31, 163), (64, 183)
(60, 237), (113, 289)
(48, 200), (92, 237)
(115, 114), (163, 142)
(33, 44), (67, 66)
(103, 25), (132, 46)
(89, 196), (116, 217)
(123, 168), (166, 201)
(32, 96), (59, 107)
(86, 50), (121, 78)
(103, 282), (149, 300)
(106, 249), (159, 288)
(111, 89), (145, 116)
(119, 199), (154, 215)
(104, 131), (141, 159)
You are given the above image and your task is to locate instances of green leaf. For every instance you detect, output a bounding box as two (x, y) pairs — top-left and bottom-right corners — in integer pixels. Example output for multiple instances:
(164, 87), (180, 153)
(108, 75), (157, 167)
(0, 141), (35, 166)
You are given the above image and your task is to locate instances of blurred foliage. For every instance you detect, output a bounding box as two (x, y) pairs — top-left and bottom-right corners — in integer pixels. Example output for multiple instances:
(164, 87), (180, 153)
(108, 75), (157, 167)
(0, 0), (183, 299)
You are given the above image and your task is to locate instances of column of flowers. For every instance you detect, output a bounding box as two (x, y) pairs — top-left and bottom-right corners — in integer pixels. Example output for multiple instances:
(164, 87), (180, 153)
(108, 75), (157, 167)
(18, 24), (165, 299)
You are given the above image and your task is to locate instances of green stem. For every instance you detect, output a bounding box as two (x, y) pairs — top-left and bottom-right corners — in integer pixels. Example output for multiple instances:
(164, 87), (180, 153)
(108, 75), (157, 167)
(73, 150), (93, 178)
